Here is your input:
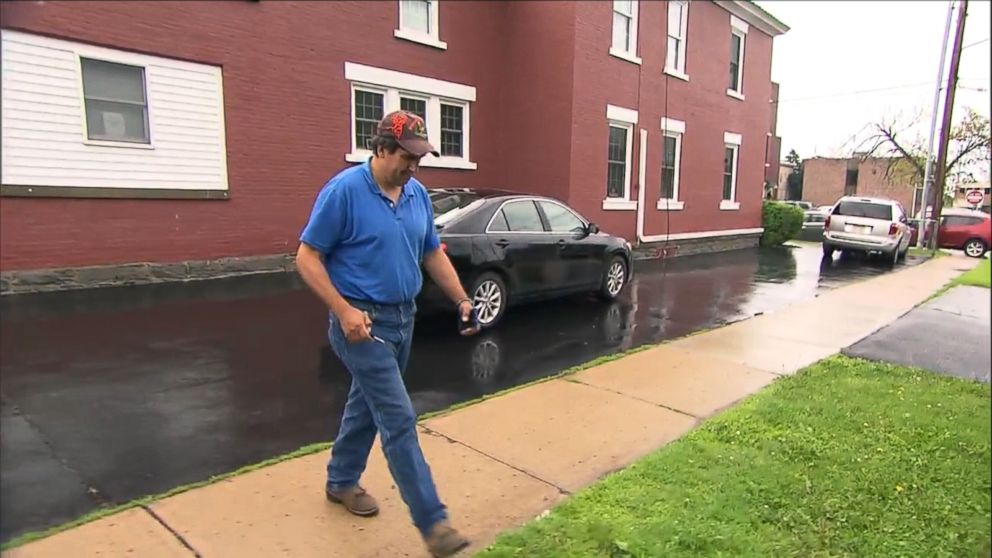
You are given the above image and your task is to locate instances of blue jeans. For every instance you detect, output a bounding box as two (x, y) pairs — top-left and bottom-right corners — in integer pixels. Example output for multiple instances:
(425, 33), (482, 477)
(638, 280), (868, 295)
(325, 298), (447, 537)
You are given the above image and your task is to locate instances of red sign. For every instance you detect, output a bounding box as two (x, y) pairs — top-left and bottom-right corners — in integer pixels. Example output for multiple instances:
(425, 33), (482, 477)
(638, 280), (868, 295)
(966, 189), (985, 205)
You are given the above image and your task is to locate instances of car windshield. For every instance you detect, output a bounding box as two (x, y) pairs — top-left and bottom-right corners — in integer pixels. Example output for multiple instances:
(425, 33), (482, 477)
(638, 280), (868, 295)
(833, 201), (892, 220)
(431, 191), (485, 228)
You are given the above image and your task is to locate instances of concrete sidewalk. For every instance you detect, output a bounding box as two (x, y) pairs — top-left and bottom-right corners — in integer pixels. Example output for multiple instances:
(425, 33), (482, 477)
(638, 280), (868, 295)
(4, 254), (979, 558)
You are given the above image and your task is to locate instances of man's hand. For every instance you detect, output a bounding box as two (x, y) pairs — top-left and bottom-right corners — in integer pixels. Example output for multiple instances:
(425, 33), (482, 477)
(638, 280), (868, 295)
(337, 305), (374, 343)
(457, 299), (480, 336)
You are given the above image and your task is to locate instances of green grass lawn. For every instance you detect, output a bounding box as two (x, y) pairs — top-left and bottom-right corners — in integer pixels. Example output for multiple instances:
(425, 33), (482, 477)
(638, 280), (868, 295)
(478, 356), (992, 558)
(951, 258), (991, 289)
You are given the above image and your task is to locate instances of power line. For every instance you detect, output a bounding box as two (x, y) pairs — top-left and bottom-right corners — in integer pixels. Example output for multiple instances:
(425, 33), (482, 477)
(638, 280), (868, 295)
(963, 37), (989, 49)
(779, 78), (988, 103)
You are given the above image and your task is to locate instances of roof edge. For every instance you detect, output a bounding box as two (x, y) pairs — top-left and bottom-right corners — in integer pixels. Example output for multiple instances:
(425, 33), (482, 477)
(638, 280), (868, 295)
(715, 1), (790, 37)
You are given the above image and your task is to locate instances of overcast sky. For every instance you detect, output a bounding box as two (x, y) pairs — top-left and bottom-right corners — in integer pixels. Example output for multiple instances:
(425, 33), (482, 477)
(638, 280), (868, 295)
(756, 0), (990, 176)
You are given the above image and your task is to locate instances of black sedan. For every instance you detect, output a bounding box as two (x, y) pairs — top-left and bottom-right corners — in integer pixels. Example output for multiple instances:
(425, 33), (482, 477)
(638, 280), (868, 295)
(418, 188), (634, 328)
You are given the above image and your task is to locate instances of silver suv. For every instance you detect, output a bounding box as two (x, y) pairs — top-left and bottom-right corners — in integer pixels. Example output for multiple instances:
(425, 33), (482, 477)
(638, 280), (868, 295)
(822, 196), (911, 263)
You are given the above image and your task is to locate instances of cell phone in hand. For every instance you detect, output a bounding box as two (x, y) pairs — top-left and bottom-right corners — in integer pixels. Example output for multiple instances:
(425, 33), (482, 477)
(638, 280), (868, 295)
(458, 307), (480, 334)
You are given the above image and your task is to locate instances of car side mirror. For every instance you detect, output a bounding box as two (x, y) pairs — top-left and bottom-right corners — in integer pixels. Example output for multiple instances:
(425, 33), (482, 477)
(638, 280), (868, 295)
(587, 223), (600, 235)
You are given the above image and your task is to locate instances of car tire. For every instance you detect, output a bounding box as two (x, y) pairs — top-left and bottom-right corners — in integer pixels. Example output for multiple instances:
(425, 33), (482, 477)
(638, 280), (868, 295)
(822, 243), (835, 259)
(598, 256), (628, 301)
(469, 272), (507, 329)
(964, 238), (987, 258)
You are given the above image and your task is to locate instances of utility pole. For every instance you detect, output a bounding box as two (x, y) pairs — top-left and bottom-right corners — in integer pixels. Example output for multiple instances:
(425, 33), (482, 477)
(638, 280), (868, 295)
(915, 0), (954, 241)
(929, 0), (968, 251)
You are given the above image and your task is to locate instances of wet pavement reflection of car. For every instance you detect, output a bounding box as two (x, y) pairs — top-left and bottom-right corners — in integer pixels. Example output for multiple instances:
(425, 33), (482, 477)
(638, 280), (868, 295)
(0, 244), (924, 542)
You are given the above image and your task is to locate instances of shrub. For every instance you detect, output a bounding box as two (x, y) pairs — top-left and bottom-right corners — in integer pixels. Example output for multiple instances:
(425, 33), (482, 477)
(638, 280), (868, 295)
(761, 201), (804, 246)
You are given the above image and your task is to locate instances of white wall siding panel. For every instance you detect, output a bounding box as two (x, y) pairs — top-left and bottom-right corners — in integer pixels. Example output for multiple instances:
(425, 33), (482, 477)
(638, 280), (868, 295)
(1, 29), (228, 192)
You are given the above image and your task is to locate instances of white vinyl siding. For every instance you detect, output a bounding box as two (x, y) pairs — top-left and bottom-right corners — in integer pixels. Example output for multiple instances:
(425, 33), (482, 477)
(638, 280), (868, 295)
(1, 29), (228, 194)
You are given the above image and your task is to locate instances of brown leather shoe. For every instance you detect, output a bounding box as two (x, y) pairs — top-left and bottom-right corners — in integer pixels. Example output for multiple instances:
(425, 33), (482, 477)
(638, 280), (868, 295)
(325, 485), (379, 517)
(424, 521), (470, 557)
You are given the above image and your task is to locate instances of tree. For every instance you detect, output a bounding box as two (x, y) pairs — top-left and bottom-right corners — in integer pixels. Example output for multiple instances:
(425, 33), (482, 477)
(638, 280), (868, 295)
(784, 149), (804, 200)
(855, 107), (991, 210)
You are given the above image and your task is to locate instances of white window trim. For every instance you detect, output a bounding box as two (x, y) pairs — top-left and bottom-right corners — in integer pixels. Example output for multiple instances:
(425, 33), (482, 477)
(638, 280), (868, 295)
(610, 1), (642, 66)
(75, 56), (156, 150)
(727, 15), (748, 100)
(394, 0), (447, 50)
(659, 117), (686, 211)
(344, 62), (476, 170)
(664, 0), (689, 79)
(604, 104), (638, 210)
(721, 134), (741, 210)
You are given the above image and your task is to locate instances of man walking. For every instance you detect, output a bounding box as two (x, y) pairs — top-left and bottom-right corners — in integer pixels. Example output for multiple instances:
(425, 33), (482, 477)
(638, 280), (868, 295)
(295, 110), (478, 557)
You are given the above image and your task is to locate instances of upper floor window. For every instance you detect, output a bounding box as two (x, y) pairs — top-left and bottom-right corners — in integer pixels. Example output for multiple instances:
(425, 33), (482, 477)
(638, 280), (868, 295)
(610, 0), (641, 65)
(80, 58), (150, 144)
(395, 0), (447, 50)
(665, 0), (688, 78)
(728, 15), (748, 100)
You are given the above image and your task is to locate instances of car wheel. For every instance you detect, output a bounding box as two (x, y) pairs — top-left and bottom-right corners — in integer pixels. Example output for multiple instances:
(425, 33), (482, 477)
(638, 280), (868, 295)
(822, 243), (835, 259)
(470, 272), (507, 328)
(598, 256), (627, 301)
(964, 238), (987, 258)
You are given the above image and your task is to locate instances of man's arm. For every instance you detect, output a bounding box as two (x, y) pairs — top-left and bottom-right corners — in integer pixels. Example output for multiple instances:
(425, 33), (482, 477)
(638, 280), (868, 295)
(296, 242), (373, 342)
(295, 243), (351, 316)
(422, 248), (471, 306)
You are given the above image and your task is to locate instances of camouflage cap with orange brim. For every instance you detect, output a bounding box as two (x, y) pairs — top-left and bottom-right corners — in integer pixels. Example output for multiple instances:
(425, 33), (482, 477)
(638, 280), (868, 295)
(377, 110), (440, 157)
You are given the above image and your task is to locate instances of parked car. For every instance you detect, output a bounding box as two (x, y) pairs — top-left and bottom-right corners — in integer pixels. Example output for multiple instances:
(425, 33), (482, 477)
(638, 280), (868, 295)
(821, 196), (912, 264)
(908, 208), (991, 258)
(802, 209), (828, 230)
(418, 188), (634, 328)
(783, 200), (813, 211)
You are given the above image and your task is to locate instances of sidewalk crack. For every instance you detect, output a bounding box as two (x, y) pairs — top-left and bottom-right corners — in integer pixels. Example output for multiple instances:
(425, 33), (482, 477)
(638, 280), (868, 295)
(563, 378), (703, 420)
(419, 426), (572, 496)
(141, 505), (202, 557)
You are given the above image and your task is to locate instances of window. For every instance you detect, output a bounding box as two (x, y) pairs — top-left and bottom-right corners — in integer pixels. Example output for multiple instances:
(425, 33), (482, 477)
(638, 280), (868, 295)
(499, 201), (545, 232)
(440, 103), (463, 157)
(834, 201), (892, 220)
(610, 0), (641, 64)
(607, 126), (628, 199)
(844, 168), (859, 196)
(354, 89), (385, 151)
(728, 16), (748, 99)
(344, 62), (476, 169)
(723, 146), (737, 200)
(538, 201), (586, 234)
(396, 0), (446, 50)
(80, 58), (149, 144)
(400, 97), (427, 121)
(665, 0), (688, 77)
(604, 104), (638, 210)
(662, 135), (679, 199)
(488, 210), (510, 232)
(721, 132), (742, 209)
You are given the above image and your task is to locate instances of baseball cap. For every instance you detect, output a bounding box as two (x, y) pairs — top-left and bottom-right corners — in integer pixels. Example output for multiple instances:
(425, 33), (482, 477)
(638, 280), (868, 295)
(376, 110), (440, 157)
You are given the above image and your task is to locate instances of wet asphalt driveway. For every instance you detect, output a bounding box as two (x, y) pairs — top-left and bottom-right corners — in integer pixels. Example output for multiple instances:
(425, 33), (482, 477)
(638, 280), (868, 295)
(0, 244), (924, 542)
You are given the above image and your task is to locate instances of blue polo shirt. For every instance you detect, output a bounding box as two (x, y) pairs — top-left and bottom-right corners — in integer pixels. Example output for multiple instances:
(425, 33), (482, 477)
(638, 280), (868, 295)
(299, 159), (441, 305)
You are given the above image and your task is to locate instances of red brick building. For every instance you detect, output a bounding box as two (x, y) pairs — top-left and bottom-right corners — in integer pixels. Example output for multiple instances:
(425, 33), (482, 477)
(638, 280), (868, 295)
(802, 156), (916, 212)
(0, 0), (787, 288)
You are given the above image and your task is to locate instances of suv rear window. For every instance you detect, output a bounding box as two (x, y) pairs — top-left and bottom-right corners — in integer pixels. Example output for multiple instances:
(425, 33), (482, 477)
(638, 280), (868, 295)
(833, 201), (892, 220)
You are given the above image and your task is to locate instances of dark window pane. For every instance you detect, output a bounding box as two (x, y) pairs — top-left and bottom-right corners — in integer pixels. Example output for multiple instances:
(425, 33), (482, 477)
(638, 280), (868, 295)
(488, 209), (509, 232)
(833, 201), (893, 220)
(502, 201), (544, 232)
(607, 126), (627, 198)
(354, 90), (384, 150)
(539, 201), (585, 233)
(440, 104), (463, 157)
(84, 99), (149, 143)
(663, 135), (677, 167)
(723, 147), (736, 200)
(662, 169), (675, 199)
(81, 58), (146, 104)
(729, 33), (742, 90)
(400, 97), (427, 120)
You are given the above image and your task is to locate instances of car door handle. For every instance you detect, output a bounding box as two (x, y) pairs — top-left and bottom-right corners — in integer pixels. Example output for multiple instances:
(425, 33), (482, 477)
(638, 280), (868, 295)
(495, 239), (510, 248)
(557, 239), (566, 249)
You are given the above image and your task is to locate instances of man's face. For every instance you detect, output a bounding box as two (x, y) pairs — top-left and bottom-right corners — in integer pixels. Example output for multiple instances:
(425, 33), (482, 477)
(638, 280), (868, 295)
(379, 146), (422, 186)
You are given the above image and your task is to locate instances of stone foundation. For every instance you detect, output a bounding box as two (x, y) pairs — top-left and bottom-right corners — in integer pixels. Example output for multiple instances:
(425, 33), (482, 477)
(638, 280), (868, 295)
(1, 254), (297, 295)
(633, 232), (762, 260)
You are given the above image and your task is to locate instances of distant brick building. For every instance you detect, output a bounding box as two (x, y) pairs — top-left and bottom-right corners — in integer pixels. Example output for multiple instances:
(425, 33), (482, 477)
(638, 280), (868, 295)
(801, 156), (915, 210)
(1, 0), (788, 287)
